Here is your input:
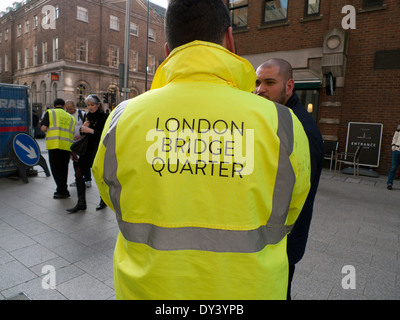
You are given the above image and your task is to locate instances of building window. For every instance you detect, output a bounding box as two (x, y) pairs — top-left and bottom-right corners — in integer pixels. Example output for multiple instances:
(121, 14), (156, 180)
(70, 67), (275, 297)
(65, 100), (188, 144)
(228, 0), (248, 29)
(25, 20), (29, 33)
(76, 83), (88, 108)
(295, 89), (319, 122)
(42, 42), (48, 64)
(33, 45), (38, 66)
(5, 29), (9, 41)
(264, 0), (289, 24)
(0, 32), (2, 44)
(109, 45), (119, 68)
(33, 15), (38, 29)
(363, 0), (383, 8)
(0, 58), (2, 73)
(55, 5), (59, 19)
(130, 22), (138, 36)
(52, 82), (58, 102)
(110, 15), (120, 31)
(76, 38), (88, 63)
(17, 51), (22, 70)
(25, 48), (29, 68)
(305, 0), (320, 16)
(129, 50), (138, 71)
(374, 50), (400, 69)
(41, 82), (47, 105)
(148, 28), (156, 41)
(32, 83), (37, 103)
(53, 37), (59, 61)
(147, 55), (155, 74)
(5, 54), (8, 72)
(43, 9), (50, 26)
(17, 24), (22, 37)
(77, 6), (88, 22)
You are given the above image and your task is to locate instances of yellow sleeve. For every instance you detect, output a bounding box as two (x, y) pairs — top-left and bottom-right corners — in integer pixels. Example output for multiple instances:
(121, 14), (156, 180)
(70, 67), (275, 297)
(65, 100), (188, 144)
(286, 111), (311, 227)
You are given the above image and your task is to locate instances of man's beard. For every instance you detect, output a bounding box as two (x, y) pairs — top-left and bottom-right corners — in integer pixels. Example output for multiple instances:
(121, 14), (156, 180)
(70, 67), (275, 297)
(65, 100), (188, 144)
(258, 88), (286, 105)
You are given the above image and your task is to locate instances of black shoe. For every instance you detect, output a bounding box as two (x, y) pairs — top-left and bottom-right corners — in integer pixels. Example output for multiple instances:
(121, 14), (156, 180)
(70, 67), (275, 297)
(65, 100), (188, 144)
(387, 184), (393, 190)
(54, 192), (70, 199)
(96, 199), (107, 211)
(66, 202), (87, 213)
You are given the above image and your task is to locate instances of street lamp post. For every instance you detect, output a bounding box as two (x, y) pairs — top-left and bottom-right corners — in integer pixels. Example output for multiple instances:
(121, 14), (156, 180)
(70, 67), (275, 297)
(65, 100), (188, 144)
(122, 0), (131, 101)
(145, 0), (150, 91)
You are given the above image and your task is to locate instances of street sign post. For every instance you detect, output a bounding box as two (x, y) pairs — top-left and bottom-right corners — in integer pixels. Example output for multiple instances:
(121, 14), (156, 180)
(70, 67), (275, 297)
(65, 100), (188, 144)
(12, 133), (50, 183)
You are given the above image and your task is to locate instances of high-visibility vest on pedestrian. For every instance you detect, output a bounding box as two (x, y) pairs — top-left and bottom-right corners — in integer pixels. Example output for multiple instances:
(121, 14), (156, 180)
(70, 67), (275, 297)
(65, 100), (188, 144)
(45, 108), (75, 151)
(93, 41), (311, 300)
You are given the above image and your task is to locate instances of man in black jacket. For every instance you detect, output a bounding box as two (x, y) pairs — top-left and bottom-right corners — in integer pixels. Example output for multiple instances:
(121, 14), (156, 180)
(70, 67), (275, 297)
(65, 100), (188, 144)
(255, 58), (324, 299)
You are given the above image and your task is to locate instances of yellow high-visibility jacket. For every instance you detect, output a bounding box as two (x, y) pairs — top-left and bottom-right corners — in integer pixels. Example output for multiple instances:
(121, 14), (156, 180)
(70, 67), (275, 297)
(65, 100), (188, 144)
(45, 108), (75, 151)
(93, 41), (310, 300)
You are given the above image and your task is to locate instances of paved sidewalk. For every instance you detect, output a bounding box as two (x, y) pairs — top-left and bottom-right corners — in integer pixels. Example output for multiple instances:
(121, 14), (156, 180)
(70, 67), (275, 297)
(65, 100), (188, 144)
(292, 170), (400, 300)
(0, 138), (399, 300)
(0, 138), (116, 300)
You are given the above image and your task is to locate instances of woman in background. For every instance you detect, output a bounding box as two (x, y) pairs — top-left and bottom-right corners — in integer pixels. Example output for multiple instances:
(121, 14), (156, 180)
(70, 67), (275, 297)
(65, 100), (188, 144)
(67, 94), (108, 213)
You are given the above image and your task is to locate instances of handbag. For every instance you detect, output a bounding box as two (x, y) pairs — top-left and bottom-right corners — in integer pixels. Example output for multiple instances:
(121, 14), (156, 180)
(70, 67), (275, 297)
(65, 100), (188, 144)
(70, 135), (89, 156)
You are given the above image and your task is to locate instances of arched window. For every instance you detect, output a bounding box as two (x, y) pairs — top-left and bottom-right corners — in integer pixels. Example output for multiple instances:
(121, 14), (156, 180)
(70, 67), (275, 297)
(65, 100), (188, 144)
(40, 81), (47, 106)
(76, 82), (88, 108)
(52, 82), (58, 102)
(31, 82), (37, 103)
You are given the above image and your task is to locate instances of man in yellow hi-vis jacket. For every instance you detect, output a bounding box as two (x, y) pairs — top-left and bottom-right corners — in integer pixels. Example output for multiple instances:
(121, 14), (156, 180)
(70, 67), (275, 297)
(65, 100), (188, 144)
(41, 98), (75, 199)
(93, 0), (310, 300)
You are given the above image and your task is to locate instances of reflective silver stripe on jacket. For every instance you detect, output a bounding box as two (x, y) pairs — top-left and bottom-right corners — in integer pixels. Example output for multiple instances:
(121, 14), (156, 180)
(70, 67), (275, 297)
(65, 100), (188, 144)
(102, 101), (296, 253)
(46, 136), (75, 143)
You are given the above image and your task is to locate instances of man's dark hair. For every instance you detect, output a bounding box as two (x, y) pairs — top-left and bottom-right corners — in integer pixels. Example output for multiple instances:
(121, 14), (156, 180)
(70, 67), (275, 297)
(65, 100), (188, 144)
(165, 0), (231, 51)
(53, 98), (65, 107)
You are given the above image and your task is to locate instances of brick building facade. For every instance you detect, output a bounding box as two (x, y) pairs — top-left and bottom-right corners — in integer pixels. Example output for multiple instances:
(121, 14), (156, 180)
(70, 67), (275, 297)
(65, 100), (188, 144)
(0, 0), (165, 113)
(230, 0), (400, 175)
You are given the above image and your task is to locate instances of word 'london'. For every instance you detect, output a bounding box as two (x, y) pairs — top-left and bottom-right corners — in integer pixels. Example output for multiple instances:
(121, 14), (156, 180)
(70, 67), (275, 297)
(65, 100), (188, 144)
(155, 117), (245, 136)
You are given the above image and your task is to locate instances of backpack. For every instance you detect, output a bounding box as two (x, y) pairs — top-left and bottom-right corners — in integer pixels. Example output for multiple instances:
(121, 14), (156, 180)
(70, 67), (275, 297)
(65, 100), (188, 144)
(78, 109), (86, 123)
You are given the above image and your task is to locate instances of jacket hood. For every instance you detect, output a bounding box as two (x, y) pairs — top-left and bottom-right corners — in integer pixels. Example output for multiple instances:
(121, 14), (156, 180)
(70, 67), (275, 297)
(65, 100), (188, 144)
(151, 41), (256, 93)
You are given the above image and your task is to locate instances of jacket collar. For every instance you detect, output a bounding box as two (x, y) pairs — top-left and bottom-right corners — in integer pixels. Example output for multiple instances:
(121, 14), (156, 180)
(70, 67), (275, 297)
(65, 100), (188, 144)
(285, 93), (300, 109)
(151, 41), (256, 93)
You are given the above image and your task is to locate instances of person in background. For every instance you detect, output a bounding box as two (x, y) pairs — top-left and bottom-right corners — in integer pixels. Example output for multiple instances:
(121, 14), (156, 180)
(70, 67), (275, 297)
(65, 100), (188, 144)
(386, 124), (400, 190)
(93, 0), (310, 300)
(67, 95), (108, 213)
(40, 107), (50, 123)
(65, 100), (93, 189)
(255, 58), (324, 299)
(32, 110), (39, 128)
(41, 99), (75, 199)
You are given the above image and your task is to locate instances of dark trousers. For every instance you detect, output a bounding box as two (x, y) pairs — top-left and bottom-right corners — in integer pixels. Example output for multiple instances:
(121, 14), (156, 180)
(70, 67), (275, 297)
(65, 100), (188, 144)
(48, 149), (70, 194)
(287, 264), (295, 300)
(73, 160), (91, 182)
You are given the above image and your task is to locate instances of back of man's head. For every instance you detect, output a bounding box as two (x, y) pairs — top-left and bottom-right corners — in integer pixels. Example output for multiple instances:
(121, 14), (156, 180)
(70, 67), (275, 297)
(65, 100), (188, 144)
(165, 0), (231, 52)
(54, 98), (65, 107)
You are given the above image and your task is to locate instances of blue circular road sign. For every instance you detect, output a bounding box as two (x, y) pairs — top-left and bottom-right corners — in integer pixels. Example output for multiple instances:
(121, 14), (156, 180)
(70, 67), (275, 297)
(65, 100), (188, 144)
(12, 133), (41, 167)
